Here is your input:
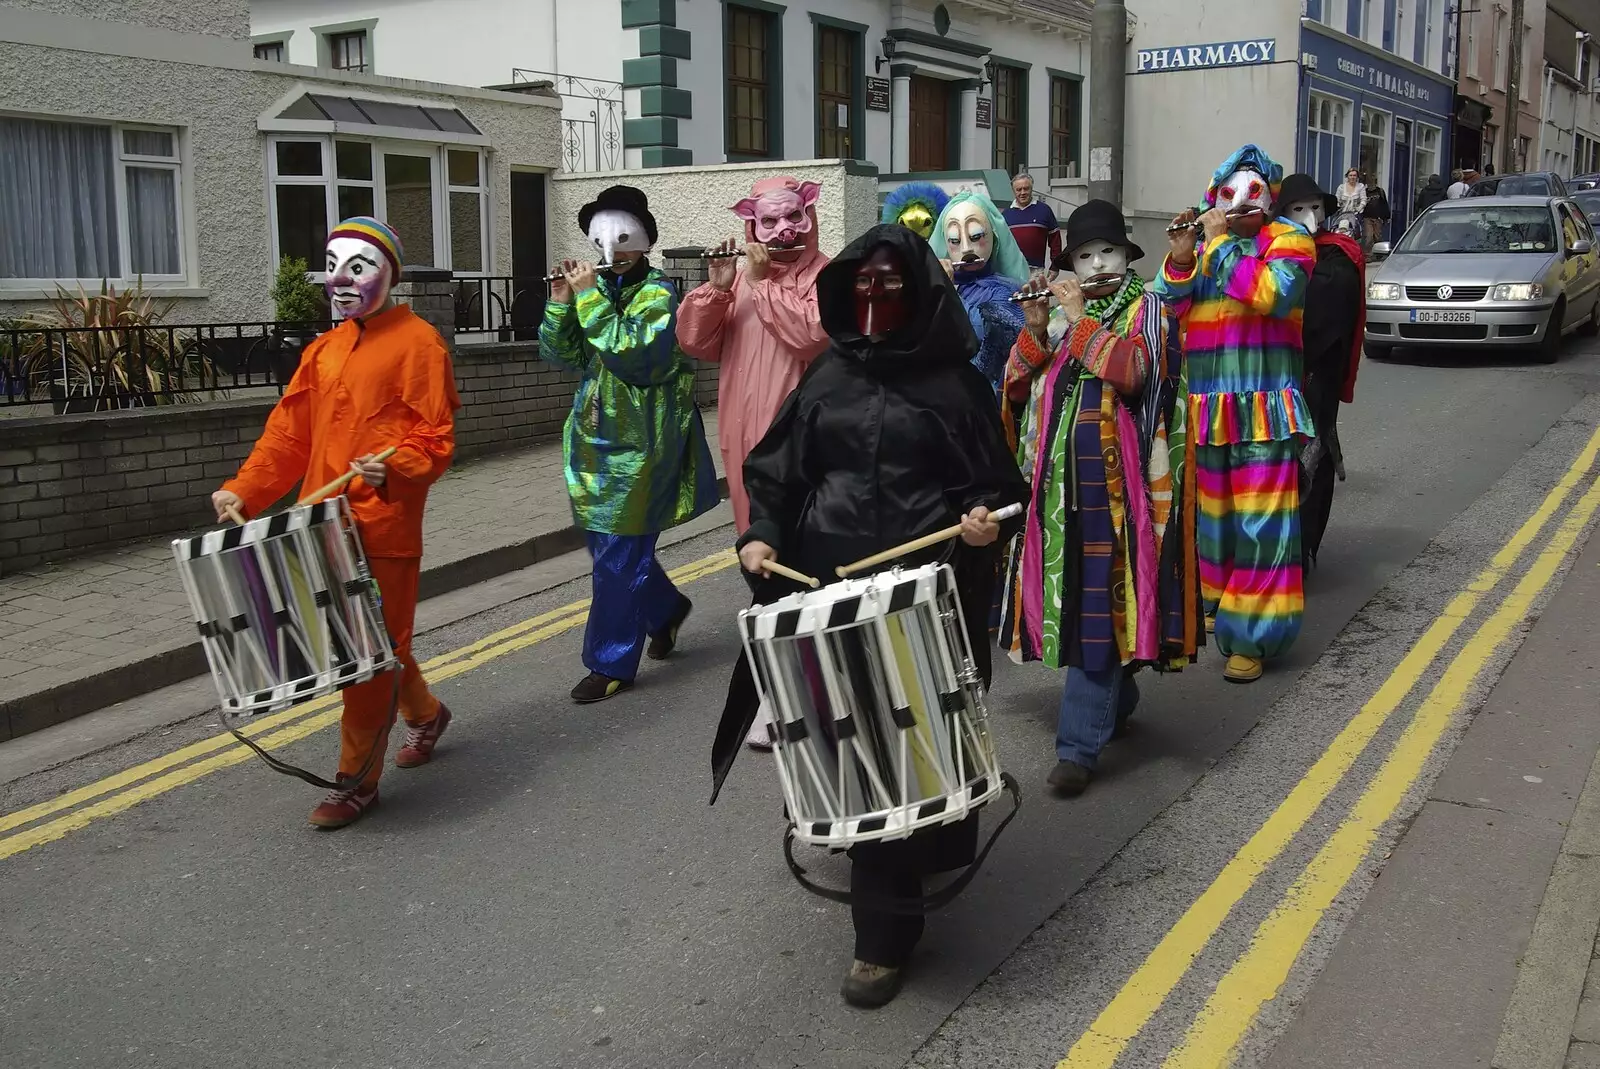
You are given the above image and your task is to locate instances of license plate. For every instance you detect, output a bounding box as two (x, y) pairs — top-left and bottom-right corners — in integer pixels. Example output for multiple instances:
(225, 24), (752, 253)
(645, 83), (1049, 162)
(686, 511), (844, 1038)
(1410, 309), (1476, 324)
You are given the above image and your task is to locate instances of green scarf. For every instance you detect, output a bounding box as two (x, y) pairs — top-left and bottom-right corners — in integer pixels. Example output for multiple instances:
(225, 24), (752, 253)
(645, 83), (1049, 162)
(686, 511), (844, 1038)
(1083, 271), (1145, 327)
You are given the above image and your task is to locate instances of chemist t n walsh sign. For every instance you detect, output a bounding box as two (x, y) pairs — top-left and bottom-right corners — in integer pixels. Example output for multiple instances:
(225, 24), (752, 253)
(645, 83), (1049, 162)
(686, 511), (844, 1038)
(1133, 38), (1278, 74)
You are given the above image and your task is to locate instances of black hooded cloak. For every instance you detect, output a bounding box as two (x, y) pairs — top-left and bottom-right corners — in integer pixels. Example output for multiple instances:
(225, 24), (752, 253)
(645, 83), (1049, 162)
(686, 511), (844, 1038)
(710, 223), (1029, 806)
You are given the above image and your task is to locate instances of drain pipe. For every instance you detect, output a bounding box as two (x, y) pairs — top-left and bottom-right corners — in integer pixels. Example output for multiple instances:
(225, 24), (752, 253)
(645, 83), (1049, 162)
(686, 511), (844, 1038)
(1087, 0), (1127, 205)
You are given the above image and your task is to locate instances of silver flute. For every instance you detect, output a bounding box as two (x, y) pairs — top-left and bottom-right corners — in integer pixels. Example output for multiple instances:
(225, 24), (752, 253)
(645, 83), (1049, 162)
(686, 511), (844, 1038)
(543, 262), (618, 282)
(1165, 206), (1265, 234)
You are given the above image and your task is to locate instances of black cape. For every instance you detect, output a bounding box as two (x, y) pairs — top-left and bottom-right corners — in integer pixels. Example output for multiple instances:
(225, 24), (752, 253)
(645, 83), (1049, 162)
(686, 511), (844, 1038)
(1300, 240), (1362, 562)
(710, 223), (1030, 803)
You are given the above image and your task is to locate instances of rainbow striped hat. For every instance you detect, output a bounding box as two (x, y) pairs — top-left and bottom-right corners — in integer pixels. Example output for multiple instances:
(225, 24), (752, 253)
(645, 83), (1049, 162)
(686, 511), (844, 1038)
(328, 216), (405, 277)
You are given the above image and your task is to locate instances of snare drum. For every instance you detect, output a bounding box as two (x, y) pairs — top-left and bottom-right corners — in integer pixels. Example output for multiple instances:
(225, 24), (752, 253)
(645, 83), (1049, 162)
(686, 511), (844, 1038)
(739, 562), (1005, 848)
(172, 497), (396, 722)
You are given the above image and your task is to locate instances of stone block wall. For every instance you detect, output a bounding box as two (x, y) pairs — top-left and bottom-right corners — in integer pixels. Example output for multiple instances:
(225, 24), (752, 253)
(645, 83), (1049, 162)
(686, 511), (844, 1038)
(0, 399), (277, 573)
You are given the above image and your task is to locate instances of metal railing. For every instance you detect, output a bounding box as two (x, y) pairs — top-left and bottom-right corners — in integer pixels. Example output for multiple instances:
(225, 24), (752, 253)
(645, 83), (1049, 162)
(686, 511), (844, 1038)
(510, 70), (625, 173)
(0, 320), (329, 411)
(453, 276), (547, 340)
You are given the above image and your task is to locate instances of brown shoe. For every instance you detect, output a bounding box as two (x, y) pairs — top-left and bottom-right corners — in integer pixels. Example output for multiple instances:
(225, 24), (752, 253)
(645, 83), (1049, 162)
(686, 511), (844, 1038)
(841, 959), (904, 1008)
(1224, 655), (1263, 683)
(308, 784), (379, 829)
(1047, 760), (1091, 797)
(571, 672), (631, 704)
(395, 704), (452, 768)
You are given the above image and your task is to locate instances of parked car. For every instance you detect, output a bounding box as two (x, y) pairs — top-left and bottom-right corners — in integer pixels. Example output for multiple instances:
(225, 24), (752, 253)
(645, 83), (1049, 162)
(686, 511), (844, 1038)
(1364, 195), (1600, 362)
(1576, 190), (1600, 227)
(1467, 171), (1571, 198)
(1570, 173), (1600, 192)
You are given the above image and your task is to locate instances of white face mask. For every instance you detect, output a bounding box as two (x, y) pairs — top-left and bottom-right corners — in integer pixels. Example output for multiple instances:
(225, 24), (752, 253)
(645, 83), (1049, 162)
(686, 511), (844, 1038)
(1215, 168), (1273, 217)
(586, 209), (651, 270)
(1283, 198), (1326, 233)
(1070, 241), (1128, 291)
(325, 236), (393, 320)
(944, 201), (994, 272)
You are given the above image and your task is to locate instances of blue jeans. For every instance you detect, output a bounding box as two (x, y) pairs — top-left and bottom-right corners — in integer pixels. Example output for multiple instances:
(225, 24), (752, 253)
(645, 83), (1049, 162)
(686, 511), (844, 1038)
(1056, 665), (1141, 769)
(582, 531), (683, 681)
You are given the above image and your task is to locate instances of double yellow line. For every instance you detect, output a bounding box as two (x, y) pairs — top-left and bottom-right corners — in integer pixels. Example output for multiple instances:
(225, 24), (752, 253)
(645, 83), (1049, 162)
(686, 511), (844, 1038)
(1061, 423), (1600, 1069)
(0, 549), (739, 862)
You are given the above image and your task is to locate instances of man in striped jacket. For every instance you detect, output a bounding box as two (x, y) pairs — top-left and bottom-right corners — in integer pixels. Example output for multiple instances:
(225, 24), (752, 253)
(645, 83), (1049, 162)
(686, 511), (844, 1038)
(1152, 145), (1315, 684)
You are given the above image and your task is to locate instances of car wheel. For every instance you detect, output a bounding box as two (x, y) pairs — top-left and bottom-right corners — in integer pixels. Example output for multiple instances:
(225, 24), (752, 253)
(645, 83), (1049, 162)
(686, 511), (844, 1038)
(1535, 300), (1566, 364)
(1579, 295), (1600, 338)
(1365, 343), (1394, 361)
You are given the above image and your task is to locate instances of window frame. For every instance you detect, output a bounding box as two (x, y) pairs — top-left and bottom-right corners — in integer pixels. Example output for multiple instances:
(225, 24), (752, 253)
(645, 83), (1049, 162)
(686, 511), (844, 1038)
(0, 113), (189, 291)
(266, 134), (489, 282)
(989, 59), (1028, 177)
(1046, 70), (1082, 182)
(313, 19), (378, 75)
(722, 1), (786, 163)
(811, 13), (865, 160)
(253, 40), (286, 63)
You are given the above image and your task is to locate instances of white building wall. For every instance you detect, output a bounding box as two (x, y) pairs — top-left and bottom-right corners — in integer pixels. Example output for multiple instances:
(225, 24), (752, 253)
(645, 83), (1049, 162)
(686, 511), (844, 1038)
(1123, 0), (1305, 220)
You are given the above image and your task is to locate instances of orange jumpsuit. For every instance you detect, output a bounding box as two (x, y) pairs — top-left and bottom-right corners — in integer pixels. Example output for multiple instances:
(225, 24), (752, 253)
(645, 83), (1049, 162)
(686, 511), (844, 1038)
(223, 303), (459, 786)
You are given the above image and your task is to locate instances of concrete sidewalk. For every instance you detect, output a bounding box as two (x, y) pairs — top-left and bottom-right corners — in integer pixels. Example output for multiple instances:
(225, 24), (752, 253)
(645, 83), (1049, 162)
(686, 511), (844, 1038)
(0, 409), (722, 741)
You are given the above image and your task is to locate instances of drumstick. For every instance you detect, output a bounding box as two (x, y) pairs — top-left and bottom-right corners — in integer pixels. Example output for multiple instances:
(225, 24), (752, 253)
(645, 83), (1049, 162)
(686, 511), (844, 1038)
(759, 559), (821, 589)
(297, 446), (399, 506)
(223, 503), (246, 526)
(834, 503), (1024, 578)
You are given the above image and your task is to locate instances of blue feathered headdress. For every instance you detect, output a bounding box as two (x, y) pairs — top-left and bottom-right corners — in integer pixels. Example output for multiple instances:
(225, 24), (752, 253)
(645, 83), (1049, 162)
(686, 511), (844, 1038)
(880, 181), (951, 240)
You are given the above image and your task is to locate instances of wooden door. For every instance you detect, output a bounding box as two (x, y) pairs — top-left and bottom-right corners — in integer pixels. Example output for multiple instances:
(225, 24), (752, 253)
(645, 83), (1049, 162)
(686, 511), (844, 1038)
(909, 75), (951, 172)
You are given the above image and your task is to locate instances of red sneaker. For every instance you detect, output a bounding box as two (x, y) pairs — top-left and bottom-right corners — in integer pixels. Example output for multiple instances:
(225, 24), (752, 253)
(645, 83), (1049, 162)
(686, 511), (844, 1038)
(308, 784), (379, 829)
(396, 703), (452, 768)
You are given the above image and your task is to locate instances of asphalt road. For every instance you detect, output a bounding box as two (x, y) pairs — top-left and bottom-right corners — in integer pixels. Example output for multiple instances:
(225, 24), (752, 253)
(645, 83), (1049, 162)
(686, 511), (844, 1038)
(4, 335), (1600, 1069)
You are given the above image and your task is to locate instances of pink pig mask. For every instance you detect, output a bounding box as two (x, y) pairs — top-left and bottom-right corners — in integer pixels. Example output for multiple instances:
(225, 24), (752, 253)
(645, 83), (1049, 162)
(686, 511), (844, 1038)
(730, 179), (821, 264)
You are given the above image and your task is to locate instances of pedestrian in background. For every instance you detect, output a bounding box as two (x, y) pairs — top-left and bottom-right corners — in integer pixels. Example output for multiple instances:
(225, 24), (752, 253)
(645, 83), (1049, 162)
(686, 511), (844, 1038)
(1362, 178), (1390, 251)
(1002, 172), (1063, 272)
(1446, 168), (1469, 199)
(1415, 174), (1447, 218)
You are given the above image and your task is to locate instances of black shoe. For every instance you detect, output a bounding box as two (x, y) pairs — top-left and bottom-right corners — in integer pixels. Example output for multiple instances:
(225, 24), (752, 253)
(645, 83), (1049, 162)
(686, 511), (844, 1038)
(1047, 760), (1091, 797)
(1112, 715), (1135, 741)
(646, 595), (693, 661)
(571, 672), (631, 704)
(841, 960), (904, 1009)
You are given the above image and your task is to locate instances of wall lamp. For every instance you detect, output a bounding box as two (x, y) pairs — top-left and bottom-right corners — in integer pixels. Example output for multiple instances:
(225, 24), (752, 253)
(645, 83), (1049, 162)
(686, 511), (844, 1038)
(875, 34), (896, 73)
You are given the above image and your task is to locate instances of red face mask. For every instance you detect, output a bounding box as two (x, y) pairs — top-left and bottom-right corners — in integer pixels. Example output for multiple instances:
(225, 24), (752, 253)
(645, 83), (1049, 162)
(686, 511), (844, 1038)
(852, 247), (908, 338)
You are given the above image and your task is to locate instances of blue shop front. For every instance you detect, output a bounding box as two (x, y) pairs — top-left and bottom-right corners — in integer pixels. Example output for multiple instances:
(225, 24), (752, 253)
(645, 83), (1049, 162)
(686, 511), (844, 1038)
(1298, 23), (1455, 237)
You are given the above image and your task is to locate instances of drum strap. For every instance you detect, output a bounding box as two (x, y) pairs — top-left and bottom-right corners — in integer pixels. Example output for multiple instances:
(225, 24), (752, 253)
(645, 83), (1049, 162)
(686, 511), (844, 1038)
(228, 667), (400, 792)
(781, 772), (1023, 916)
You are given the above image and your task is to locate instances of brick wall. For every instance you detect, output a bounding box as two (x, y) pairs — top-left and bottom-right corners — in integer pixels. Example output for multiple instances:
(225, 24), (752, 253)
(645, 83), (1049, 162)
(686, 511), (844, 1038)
(0, 399), (278, 573)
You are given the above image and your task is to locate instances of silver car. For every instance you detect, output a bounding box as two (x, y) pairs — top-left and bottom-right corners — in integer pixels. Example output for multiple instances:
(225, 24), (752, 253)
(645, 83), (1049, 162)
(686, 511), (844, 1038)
(1363, 195), (1600, 362)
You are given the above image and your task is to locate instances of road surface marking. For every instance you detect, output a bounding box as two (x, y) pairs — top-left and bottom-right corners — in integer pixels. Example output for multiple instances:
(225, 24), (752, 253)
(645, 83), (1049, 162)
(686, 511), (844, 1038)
(1058, 423), (1600, 1069)
(0, 549), (738, 858)
(1161, 465), (1600, 1069)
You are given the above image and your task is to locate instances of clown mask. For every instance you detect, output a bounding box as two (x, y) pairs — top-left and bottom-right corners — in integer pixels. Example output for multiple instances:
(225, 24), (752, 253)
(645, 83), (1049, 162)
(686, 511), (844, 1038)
(853, 246), (909, 339)
(587, 209), (652, 273)
(1215, 167), (1273, 238)
(326, 237), (394, 320)
(943, 201), (993, 274)
(1282, 197), (1326, 234)
(1068, 241), (1128, 297)
(732, 181), (820, 262)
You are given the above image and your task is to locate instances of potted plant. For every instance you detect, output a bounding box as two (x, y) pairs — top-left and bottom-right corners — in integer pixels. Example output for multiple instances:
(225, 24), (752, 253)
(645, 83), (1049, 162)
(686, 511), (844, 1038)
(268, 256), (327, 386)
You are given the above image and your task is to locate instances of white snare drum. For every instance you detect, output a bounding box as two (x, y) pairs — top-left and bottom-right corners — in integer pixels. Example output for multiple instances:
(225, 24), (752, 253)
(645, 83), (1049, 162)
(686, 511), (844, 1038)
(739, 562), (1005, 848)
(172, 497), (396, 722)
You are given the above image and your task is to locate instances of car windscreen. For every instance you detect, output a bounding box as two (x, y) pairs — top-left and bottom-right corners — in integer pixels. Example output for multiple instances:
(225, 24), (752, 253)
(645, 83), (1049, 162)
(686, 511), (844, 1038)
(1393, 205), (1557, 254)
(1488, 176), (1553, 196)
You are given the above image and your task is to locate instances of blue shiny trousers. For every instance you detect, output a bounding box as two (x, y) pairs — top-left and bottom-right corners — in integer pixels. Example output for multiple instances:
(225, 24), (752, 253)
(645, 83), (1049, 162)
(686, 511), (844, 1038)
(1056, 665), (1141, 770)
(583, 531), (684, 681)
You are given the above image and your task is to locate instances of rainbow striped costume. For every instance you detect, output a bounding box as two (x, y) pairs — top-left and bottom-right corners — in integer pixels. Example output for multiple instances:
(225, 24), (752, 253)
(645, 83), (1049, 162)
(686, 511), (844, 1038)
(1152, 149), (1315, 661)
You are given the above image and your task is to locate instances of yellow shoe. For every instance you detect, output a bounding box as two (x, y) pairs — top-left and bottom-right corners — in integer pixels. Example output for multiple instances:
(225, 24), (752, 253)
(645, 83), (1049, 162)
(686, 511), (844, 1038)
(1205, 615), (1216, 634)
(1224, 655), (1263, 683)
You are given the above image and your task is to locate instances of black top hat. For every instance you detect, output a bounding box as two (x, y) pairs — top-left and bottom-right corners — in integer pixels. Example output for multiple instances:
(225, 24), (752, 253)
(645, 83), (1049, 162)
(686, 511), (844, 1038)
(1274, 172), (1327, 216)
(1052, 199), (1144, 271)
(578, 184), (659, 246)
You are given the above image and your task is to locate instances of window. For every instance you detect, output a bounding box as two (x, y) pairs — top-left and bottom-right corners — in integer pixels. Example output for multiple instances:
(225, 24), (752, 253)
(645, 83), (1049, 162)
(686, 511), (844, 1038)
(267, 137), (487, 276)
(0, 115), (184, 284)
(1320, 0), (1346, 29)
(1048, 75), (1081, 180)
(254, 40), (285, 62)
(1415, 123), (1442, 193)
(328, 30), (368, 73)
(990, 64), (1026, 177)
(1493, 10), (1507, 90)
(726, 6), (777, 158)
(1359, 106), (1389, 190)
(1306, 91), (1352, 191)
(1520, 25), (1531, 100)
(1463, 6), (1477, 79)
(815, 24), (858, 158)
(1414, 0), (1432, 68)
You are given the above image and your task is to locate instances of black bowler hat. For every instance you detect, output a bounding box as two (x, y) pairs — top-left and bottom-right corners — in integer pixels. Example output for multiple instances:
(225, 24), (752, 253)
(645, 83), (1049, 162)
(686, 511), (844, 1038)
(1274, 172), (1327, 217)
(577, 184), (659, 245)
(1052, 199), (1144, 271)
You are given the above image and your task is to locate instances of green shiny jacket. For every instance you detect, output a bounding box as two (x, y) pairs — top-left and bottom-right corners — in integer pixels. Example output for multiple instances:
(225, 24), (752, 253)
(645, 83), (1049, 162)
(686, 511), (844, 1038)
(538, 264), (718, 535)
